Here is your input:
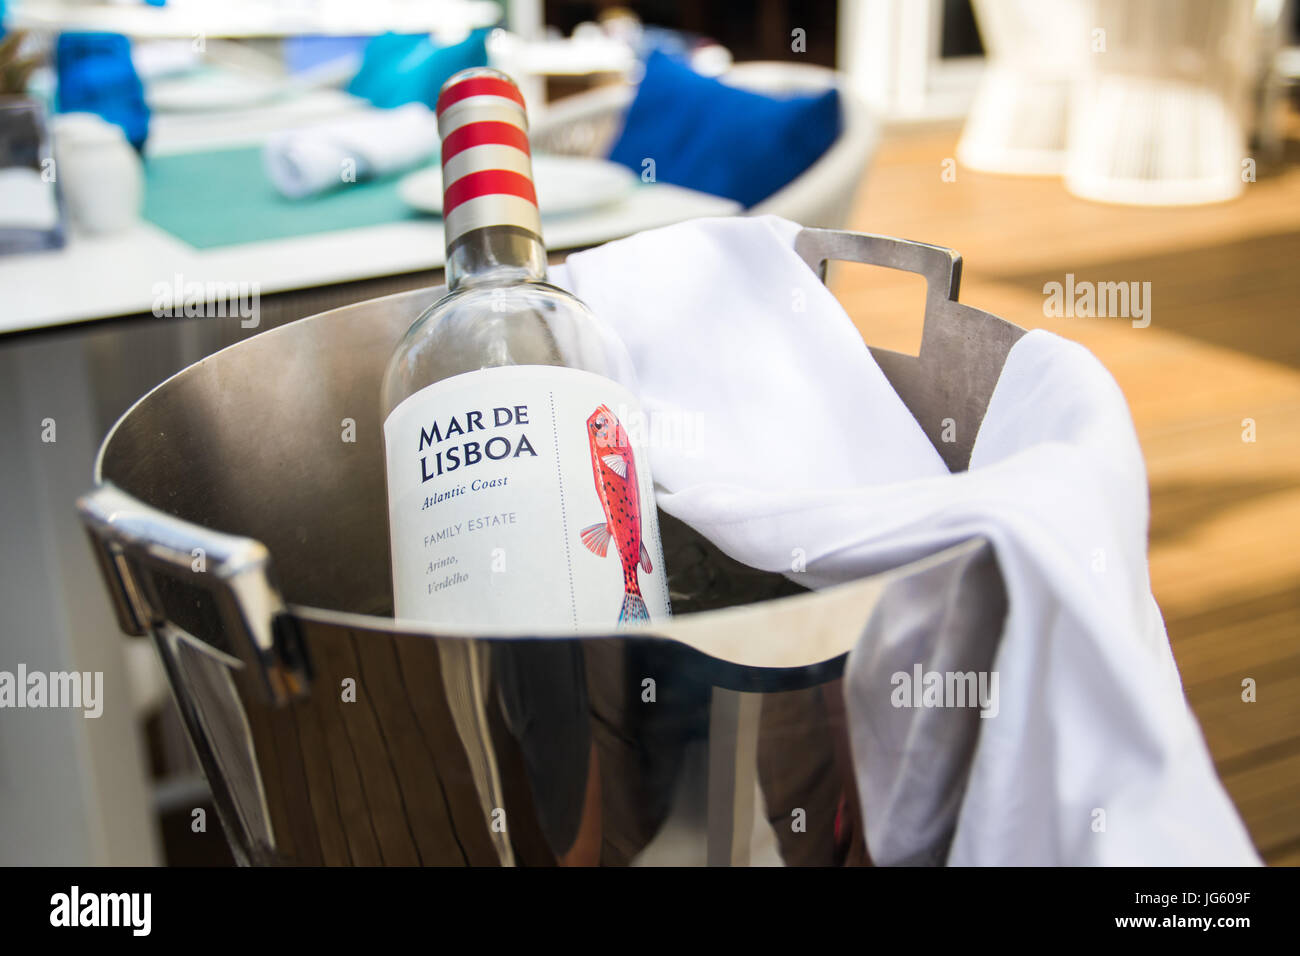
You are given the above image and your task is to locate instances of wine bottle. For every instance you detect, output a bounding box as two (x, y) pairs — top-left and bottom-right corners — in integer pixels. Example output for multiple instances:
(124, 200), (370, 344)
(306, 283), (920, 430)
(382, 68), (670, 631)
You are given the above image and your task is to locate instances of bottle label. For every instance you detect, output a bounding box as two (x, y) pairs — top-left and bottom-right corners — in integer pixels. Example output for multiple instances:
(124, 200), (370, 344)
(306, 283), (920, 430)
(384, 365), (670, 631)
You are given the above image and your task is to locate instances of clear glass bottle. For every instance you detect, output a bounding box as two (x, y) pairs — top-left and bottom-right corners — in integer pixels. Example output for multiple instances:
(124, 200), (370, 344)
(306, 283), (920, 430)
(381, 68), (669, 632)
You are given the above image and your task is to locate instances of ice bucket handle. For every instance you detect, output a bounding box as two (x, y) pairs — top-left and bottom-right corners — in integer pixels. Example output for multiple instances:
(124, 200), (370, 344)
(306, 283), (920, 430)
(794, 228), (962, 313)
(77, 484), (309, 705)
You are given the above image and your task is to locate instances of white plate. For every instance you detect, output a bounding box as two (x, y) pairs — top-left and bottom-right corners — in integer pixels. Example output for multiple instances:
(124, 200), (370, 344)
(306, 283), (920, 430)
(398, 155), (637, 216)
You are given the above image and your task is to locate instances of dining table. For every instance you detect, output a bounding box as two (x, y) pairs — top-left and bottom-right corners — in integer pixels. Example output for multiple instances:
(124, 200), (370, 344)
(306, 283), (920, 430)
(2, 90), (740, 334)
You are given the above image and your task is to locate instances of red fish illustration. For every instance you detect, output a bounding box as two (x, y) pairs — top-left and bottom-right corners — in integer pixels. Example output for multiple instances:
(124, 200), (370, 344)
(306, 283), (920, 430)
(581, 404), (653, 624)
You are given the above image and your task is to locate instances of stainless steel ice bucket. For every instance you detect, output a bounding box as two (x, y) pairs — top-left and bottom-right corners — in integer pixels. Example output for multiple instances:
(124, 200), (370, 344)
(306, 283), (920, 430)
(78, 228), (1024, 866)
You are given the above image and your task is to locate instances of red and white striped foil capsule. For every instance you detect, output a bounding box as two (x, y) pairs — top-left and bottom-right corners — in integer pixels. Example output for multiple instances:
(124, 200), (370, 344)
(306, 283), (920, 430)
(436, 68), (542, 251)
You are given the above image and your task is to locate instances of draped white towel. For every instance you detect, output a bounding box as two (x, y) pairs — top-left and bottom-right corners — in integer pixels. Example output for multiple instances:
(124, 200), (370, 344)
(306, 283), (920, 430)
(263, 103), (440, 199)
(551, 214), (1258, 866)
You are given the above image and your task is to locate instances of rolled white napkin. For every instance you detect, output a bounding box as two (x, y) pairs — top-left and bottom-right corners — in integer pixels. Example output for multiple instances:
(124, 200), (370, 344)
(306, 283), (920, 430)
(263, 103), (440, 199)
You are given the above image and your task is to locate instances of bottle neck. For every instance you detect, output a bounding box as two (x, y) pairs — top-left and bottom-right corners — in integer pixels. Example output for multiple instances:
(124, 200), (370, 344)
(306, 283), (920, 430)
(445, 224), (548, 291)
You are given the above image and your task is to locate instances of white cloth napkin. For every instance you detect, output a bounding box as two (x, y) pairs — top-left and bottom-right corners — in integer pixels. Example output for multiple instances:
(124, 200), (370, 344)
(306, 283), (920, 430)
(552, 214), (1259, 866)
(263, 103), (440, 199)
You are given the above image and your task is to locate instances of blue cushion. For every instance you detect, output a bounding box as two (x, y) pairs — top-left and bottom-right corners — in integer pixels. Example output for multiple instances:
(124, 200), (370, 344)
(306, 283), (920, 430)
(55, 33), (150, 150)
(347, 29), (489, 110)
(608, 51), (842, 208)
(284, 35), (370, 75)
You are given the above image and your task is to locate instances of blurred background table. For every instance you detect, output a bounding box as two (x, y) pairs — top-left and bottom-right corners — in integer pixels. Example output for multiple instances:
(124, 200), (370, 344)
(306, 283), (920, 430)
(7, 0), (504, 38)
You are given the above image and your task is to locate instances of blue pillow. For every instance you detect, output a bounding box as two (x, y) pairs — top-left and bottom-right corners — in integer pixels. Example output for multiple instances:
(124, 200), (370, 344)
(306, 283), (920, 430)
(284, 35), (370, 75)
(348, 29), (489, 110)
(55, 33), (150, 151)
(608, 51), (842, 208)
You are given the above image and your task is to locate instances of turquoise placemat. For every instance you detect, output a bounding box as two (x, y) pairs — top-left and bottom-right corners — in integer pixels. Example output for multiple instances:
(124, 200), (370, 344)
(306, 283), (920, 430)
(143, 146), (423, 249)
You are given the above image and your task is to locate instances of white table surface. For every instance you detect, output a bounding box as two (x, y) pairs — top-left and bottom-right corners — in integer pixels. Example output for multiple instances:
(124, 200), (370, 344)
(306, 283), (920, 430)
(1, 92), (740, 335)
(2, 186), (739, 334)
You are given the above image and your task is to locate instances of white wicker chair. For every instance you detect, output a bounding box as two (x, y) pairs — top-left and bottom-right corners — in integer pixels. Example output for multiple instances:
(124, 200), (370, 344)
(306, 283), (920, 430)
(531, 61), (879, 229)
(1064, 0), (1257, 205)
(957, 0), (1091, 176)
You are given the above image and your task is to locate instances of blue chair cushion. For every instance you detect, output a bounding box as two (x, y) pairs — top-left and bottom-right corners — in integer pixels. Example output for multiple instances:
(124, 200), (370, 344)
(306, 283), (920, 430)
(608, 51), (842, 208)
(347, 29), (489, 110)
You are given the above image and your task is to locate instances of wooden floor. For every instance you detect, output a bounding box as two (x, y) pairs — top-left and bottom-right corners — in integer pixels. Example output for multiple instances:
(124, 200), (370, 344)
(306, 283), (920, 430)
(832, 120), (1300, 865)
